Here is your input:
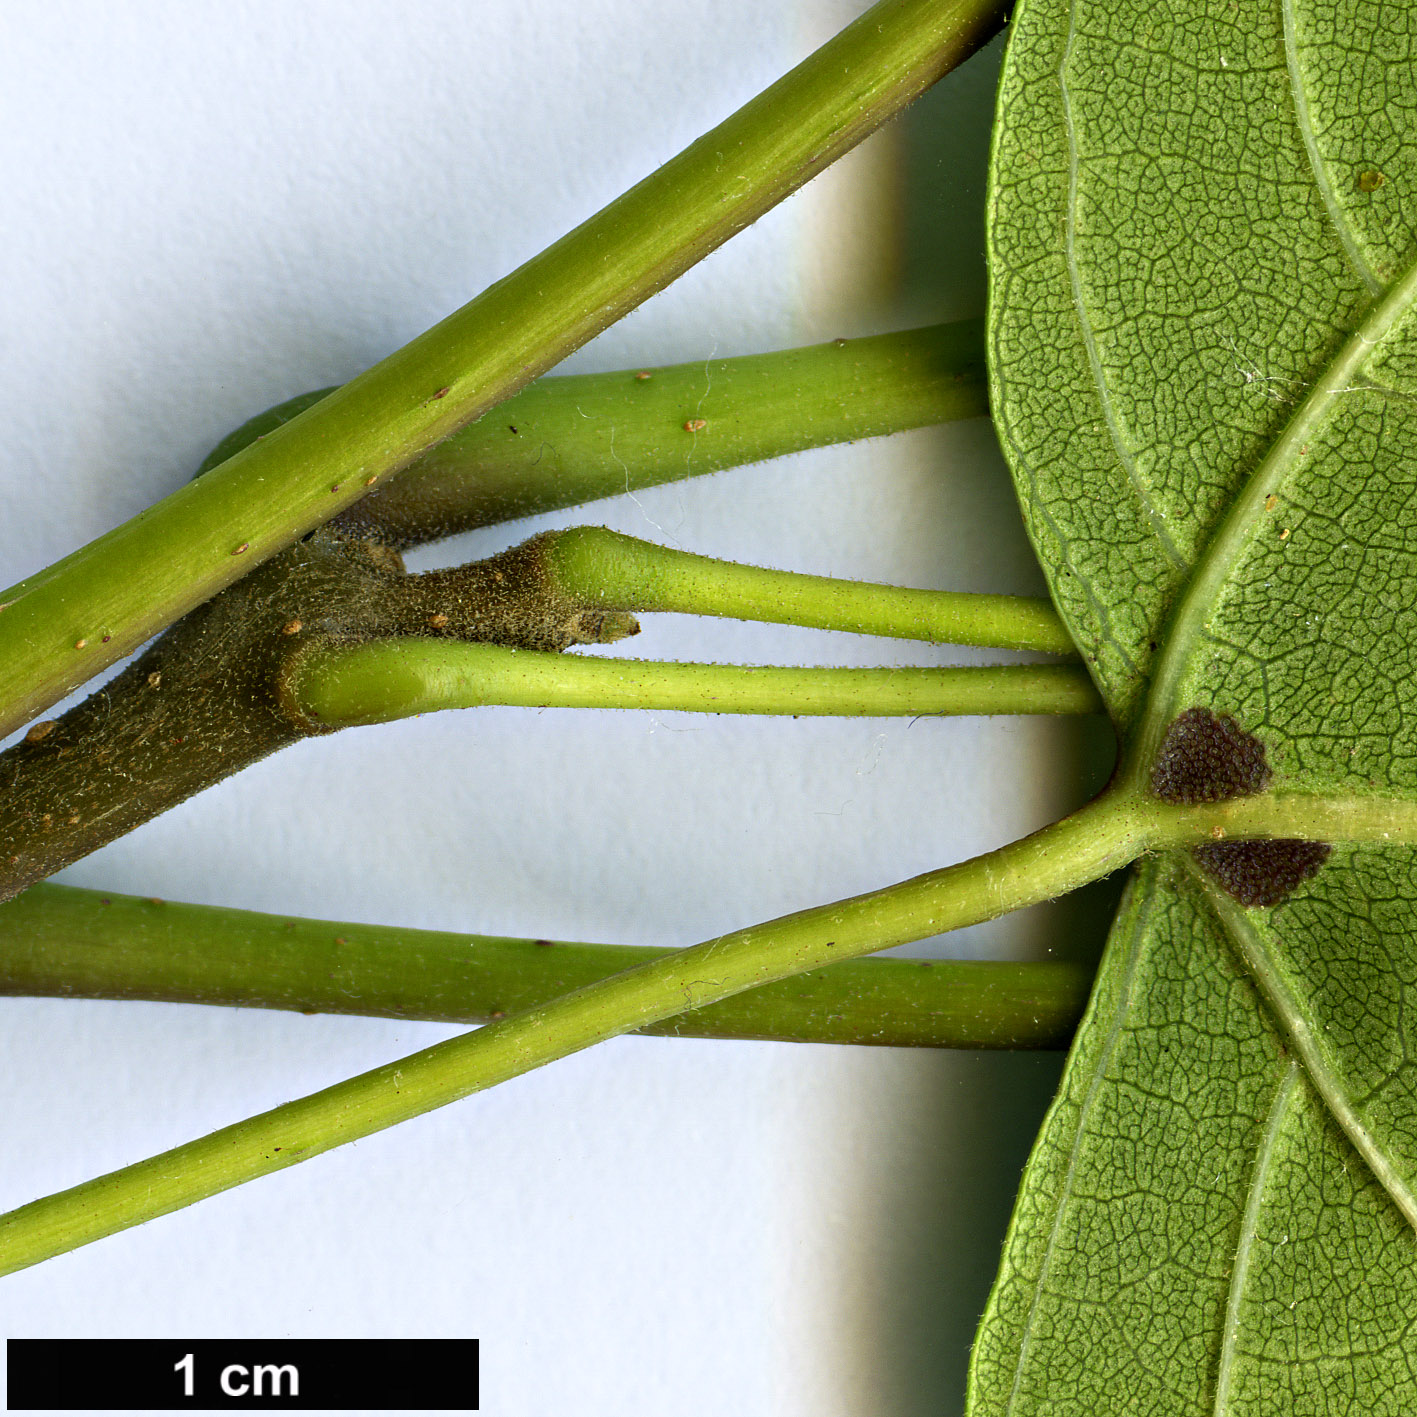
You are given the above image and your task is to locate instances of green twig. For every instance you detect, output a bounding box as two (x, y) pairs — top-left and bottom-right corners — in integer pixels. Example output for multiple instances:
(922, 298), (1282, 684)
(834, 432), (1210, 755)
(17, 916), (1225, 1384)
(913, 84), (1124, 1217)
(219, 322), (990, 548)
(0, 789), (1151, 1275)
(0, 0), (1008, 741)
(540, 526), (1075, 653)
(0, 884), (1090, 1050)
(283, 641), (1104, 728)
(352, 322), (989, 544)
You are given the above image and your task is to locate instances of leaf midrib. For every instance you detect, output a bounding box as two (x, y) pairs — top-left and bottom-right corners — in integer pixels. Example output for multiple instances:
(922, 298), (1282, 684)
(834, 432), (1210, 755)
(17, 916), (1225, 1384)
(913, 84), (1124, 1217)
(1210, 1061), (1302, 1416)
(1150, 789), (1417, 847)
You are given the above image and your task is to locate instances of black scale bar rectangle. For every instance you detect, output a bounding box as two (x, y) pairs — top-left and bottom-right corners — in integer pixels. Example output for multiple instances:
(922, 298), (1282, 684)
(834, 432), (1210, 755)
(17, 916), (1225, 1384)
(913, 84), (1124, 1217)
(6, 1339), (478, 1411)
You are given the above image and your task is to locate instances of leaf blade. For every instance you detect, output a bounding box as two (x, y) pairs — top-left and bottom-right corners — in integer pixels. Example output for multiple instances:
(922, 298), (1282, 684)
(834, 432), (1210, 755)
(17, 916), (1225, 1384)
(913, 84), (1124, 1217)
(970, 860), (1417, 1414)
(975, 0), (1417, 1407)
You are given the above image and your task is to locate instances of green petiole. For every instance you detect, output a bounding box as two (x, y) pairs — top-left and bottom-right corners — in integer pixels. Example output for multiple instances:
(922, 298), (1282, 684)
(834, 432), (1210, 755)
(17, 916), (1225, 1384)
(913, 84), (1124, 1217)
(283, 641), (1104, 729)
(0, 884), (1091, 1051)
(0, 788), (1149, 1277)
(539, 526), (1074, 653)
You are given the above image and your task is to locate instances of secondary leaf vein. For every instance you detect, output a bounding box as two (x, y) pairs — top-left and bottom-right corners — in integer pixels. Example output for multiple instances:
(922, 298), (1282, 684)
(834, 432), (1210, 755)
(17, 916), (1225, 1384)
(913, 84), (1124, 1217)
(1131, 249), (1417, 772)
(1280, 0), (1382, 295)
(1194, 867), (1417, 1232)
(1058, 0), (1185, 570)
(1211, 1061), (1300, 1416)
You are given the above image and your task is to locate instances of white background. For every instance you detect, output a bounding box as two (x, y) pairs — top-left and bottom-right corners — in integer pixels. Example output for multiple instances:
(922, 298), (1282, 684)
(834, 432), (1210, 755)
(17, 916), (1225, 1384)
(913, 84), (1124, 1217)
(0, 4), (1115, 1414)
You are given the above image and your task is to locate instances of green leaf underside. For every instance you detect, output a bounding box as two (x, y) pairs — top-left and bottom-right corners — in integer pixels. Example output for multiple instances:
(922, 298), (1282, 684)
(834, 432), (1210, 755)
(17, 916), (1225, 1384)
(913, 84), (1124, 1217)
(974, 860), (1417, 1414)
(974, 0), (1417, 1410)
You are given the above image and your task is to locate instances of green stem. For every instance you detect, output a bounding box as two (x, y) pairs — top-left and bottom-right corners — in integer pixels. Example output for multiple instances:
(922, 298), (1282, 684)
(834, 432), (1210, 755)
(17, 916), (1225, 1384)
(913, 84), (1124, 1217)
(0, 884), (1090, 1050)
(0, 789), (1149, 1276)
(343, 322), (989, 546)
(0, 0), (1007, 742)
(539, 526), (1074, 653)
(200, 322), (988, 548)
(284, 641), (1104, 728)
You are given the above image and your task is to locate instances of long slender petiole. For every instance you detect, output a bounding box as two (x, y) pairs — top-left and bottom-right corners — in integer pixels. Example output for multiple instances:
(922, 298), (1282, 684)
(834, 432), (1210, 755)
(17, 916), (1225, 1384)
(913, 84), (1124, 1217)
(0, 884), (1091, 1050)
(0, 790), (1151, 1276)
(283, 641), (1104, 729)
(539, 527), (1076, 653)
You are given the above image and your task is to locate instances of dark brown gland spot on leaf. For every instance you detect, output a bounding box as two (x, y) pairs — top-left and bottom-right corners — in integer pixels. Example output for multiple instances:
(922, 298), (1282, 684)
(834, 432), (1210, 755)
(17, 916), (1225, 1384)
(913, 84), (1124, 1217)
(1151, 706), (1271, 803)
(1192, 839), (1332, 907)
